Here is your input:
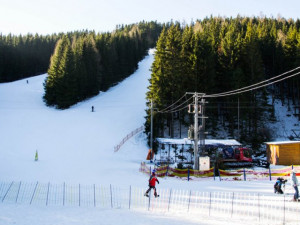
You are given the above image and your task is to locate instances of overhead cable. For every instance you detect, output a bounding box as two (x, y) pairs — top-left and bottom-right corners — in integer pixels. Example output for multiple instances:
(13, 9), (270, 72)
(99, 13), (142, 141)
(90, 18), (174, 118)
(158, 96), (194, 113)
(205, 67), (300, 98)
(206, 67), (300, 98)
(156, 93), (187, 112)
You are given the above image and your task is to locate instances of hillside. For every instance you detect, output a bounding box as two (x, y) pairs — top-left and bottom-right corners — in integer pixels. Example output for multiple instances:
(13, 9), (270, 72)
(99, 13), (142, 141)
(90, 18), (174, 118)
(0, 49), (298, 225)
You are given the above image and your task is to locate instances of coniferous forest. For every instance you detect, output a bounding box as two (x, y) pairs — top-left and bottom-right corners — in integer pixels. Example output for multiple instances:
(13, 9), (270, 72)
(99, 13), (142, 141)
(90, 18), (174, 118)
(0, 21), (163, 108)
(145, 16), (300, 150)
(1, 17), (300, 149)
(0, 33), (61, 82)
(44, 22), (163, 108)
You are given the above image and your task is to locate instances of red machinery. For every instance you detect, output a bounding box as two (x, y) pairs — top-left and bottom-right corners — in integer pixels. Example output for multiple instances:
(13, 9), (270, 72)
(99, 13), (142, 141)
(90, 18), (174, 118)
(220, 147), (253, 167)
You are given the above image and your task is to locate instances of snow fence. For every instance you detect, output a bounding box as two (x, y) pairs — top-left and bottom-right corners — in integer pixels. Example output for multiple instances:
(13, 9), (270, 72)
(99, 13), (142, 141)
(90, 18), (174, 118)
(140, 163), (300, 181)
(0, 181), (300, 224)
(114, 126), (144, 152)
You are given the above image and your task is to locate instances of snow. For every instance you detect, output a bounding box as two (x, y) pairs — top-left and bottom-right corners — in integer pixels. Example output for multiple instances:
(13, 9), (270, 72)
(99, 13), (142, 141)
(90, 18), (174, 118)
(0, 49), (298, 225)
(157, 138), (242, 146)
(268, 98), (300, 141)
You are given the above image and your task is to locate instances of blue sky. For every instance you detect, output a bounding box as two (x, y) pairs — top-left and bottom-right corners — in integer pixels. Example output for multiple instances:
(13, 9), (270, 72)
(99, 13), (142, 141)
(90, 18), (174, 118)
(0, 0), (299, 35)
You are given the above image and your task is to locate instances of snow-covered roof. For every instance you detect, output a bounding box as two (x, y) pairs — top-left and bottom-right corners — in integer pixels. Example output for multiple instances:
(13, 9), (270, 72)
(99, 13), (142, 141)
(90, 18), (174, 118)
(156, 138), (241, 146)
(265, 140), (300, 145)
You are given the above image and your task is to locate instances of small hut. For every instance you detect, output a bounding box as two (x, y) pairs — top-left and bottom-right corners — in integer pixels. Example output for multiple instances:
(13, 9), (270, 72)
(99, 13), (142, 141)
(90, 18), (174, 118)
(266, 141), (300, 165)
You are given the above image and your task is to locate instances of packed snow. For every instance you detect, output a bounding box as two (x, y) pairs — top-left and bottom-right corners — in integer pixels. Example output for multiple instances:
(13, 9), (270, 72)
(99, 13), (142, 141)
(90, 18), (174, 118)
(0, 49), (298, 225)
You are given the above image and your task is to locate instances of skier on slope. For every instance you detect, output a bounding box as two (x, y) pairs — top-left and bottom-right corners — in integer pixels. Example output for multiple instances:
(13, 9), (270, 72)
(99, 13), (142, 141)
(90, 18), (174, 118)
(290, 169), (299, 201)
(274, 177), (287, 194)
(144, 170), (159, 197)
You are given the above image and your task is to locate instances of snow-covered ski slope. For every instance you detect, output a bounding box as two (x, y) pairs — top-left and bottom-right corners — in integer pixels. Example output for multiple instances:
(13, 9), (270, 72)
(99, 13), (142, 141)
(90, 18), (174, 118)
(0, 49), (298, 225)
(0, 50), (154, 186)
(0, 48), (272, 193)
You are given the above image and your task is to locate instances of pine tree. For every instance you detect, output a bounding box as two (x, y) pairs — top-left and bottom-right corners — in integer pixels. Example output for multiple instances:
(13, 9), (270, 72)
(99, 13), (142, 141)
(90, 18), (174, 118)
(55, 39), (76, 108)
(43, 36), (69, 106)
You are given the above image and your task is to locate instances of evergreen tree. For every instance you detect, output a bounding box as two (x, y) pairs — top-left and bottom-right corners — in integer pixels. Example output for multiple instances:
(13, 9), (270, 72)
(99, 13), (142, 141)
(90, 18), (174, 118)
(43, 36), (69, 106)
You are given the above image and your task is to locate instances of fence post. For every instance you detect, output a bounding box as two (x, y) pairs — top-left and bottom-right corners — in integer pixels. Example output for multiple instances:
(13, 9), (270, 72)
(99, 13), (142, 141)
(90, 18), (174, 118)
(283, 193), (286, 225)
(94, 184), (96, 207)
(46, 182), (50, 206)
(168, 189), (172, 212)
(16, 181), (21, 203)
(269, 167), (272, 181)
(110, 184), (113, 208)
(209, 192), (212, 216)
(188, 190), (192, 212)
(231, 192), (234, 218)
(30, 182), (38, 205)
(214, 167), (216, 181)
(79, 184), (81, 207)
(2, 181), (13, 202)
(218, 168), (221, 181)
(243, 168), (246, 181)
(166, 165), (169, 177)
(148, 189), (151, 211)
(129, 185), (131, 210)
(258, 193), (260, 222)
(63, 182), (65, 206)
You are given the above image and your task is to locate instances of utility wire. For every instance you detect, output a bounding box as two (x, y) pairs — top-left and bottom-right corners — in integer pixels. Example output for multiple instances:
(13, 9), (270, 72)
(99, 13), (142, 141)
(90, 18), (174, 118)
(206, 66), (300, 98)
(159, 104), (190, 114)
(158, 96), (194, 113)
(156, 93), (187, 112)
(151, 67), (300, 113)
(206, 69), (300, 98)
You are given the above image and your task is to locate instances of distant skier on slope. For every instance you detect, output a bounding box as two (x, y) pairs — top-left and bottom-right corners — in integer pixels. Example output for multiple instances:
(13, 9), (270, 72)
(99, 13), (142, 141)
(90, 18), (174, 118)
(144, 170), (159, 197)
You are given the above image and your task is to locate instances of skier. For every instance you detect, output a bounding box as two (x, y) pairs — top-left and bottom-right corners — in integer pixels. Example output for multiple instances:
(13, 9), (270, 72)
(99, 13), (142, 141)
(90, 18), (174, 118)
(144, 170), (159, 197)
(290, 169), (299, 201)
(274, 177), (287, 194)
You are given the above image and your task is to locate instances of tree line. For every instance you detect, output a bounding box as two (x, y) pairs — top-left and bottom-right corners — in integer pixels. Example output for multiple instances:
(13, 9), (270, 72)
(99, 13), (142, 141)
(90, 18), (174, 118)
(0, 33), (61, 82)
(146, 16), (300, 150)
(43, 22), (162, 108)
(1, 17), (300, 148)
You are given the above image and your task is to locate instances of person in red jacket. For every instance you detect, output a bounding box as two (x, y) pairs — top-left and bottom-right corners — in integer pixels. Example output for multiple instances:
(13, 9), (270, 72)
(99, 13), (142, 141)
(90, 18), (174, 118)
(144, 170), (159, 197)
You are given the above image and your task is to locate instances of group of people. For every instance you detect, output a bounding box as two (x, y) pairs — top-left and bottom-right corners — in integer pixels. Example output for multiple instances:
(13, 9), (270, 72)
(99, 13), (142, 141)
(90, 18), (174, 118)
(274, 169), (299, 201)
(145, 168), (299, 201)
